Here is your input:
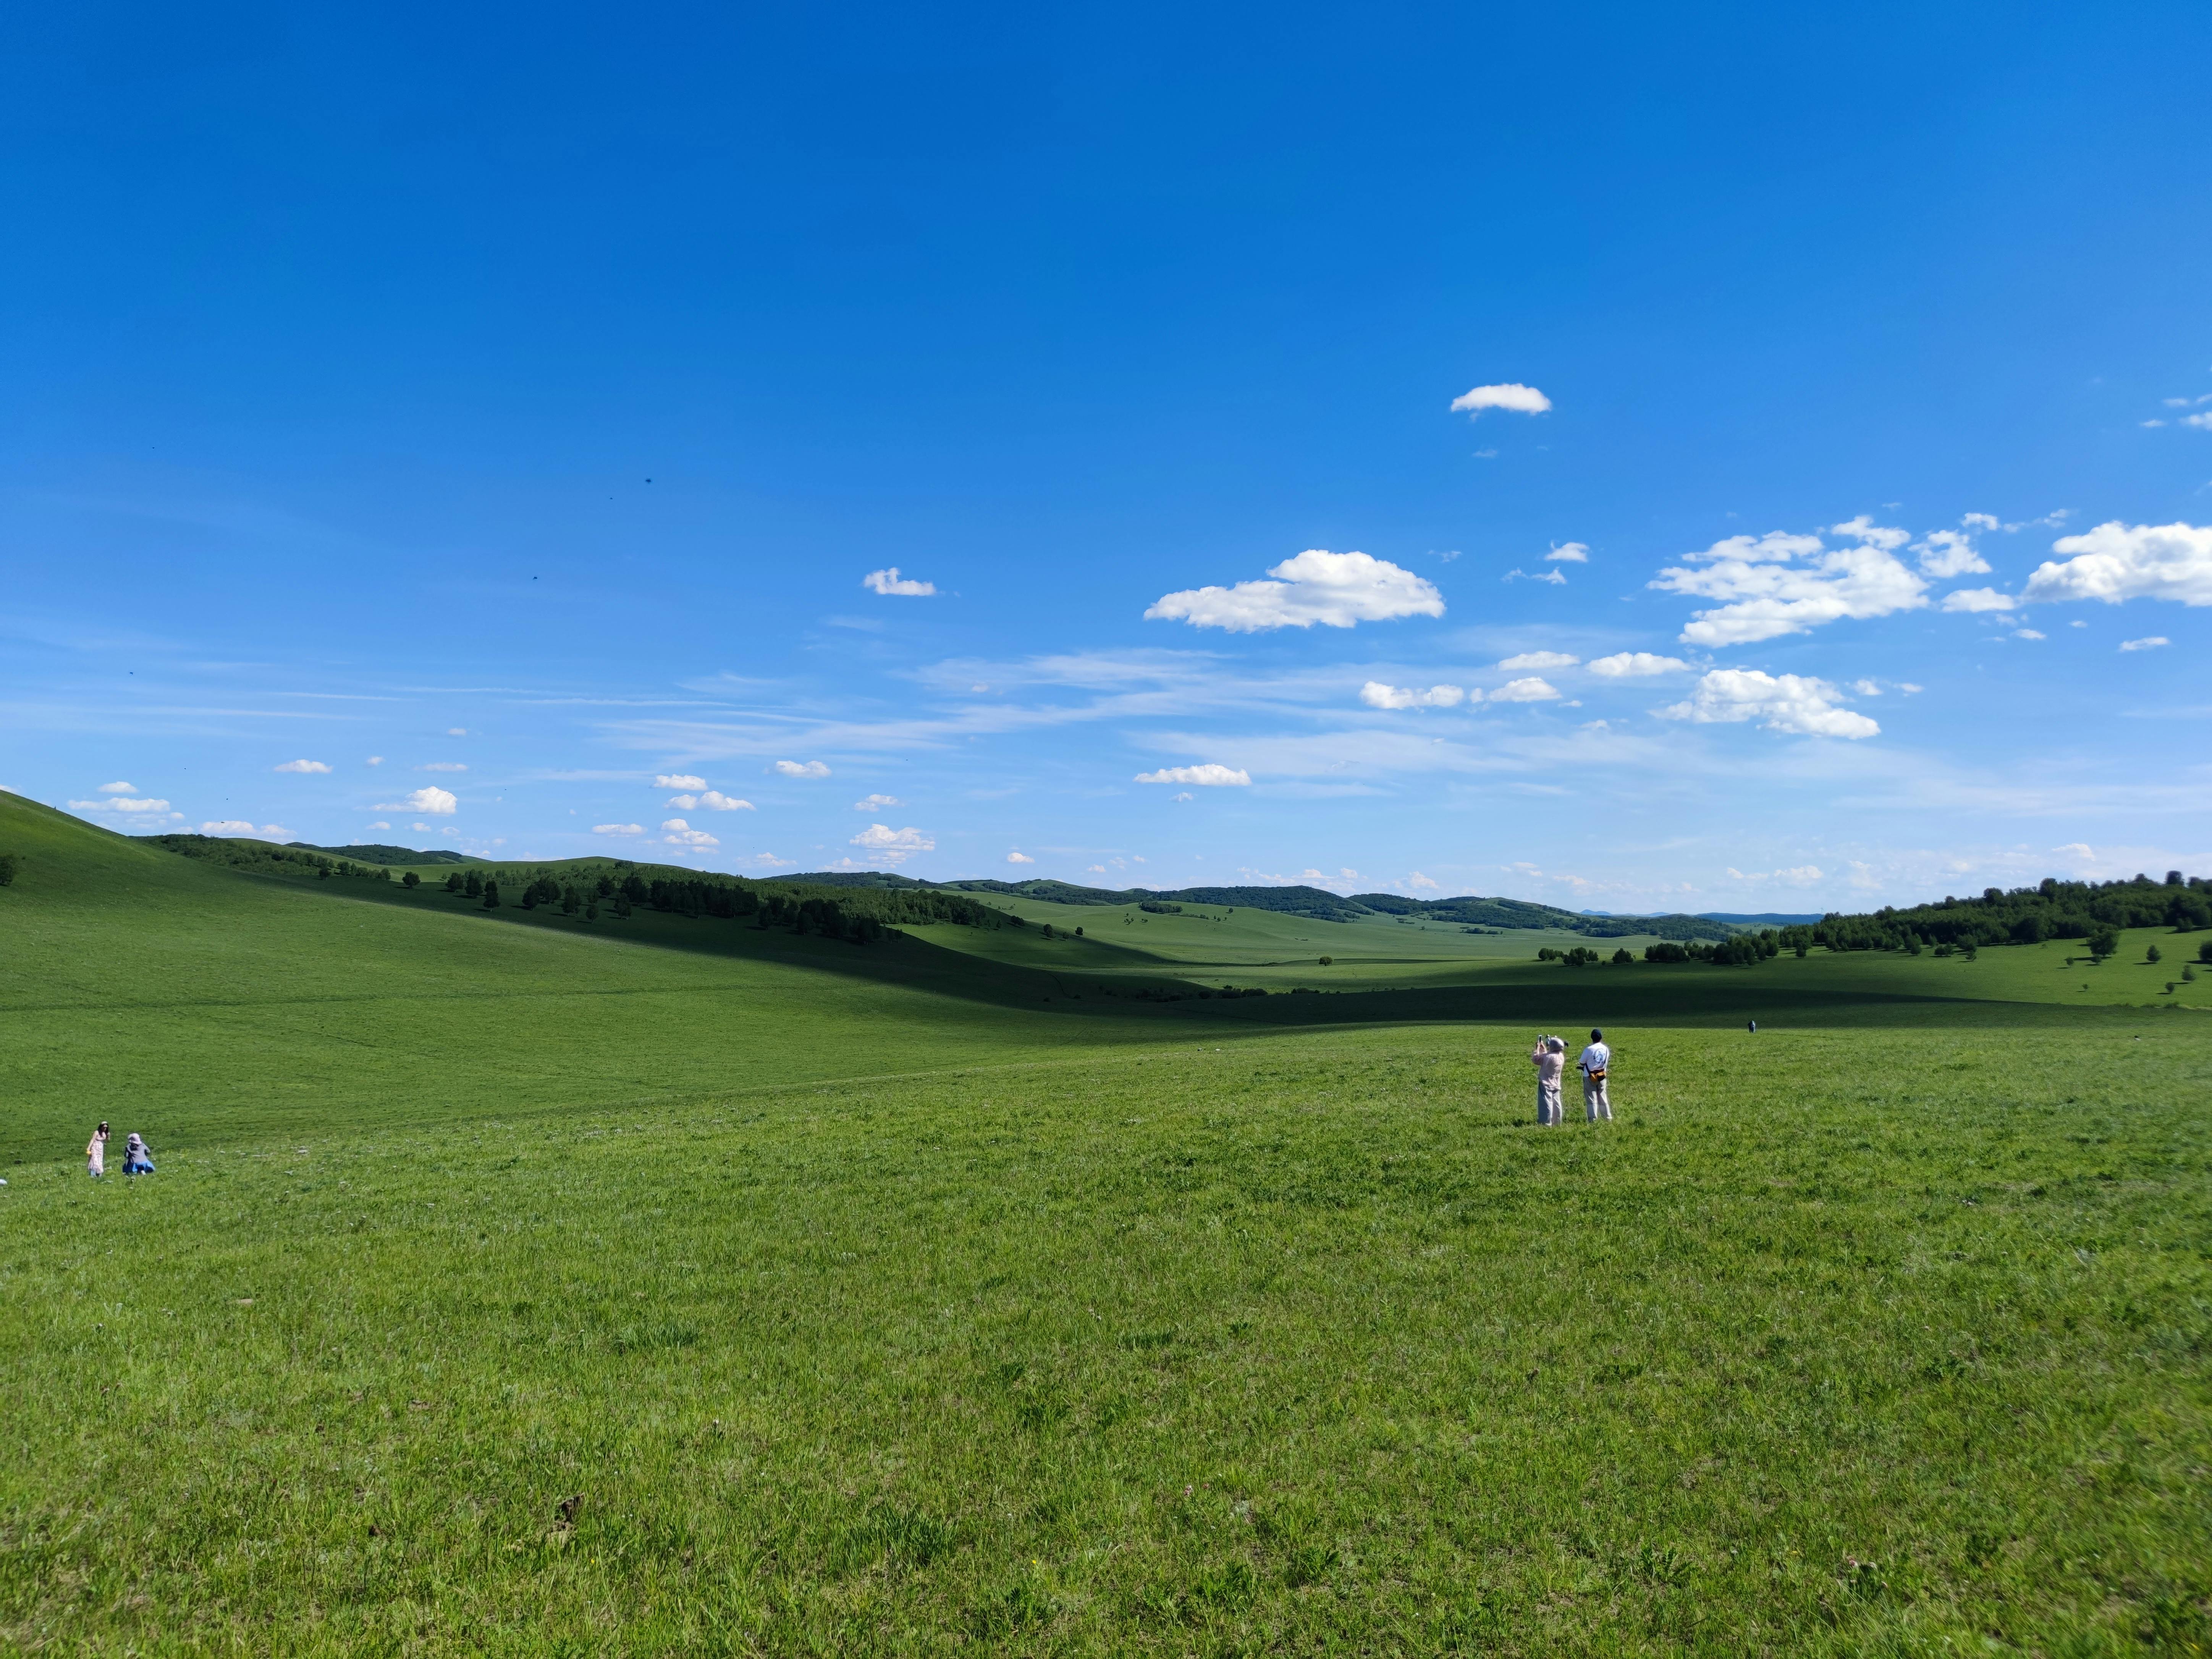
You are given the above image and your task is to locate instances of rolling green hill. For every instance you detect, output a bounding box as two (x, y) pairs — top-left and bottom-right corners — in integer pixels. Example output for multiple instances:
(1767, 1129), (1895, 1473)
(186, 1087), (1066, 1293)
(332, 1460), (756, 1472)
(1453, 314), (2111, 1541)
(2, 795), (2208, 1653)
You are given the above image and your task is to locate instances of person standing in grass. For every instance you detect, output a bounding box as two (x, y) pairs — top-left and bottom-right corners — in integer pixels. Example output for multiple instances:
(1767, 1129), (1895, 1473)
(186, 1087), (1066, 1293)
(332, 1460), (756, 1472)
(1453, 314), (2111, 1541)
(1529, 1036), (1566, 1126)
(1579, 1029), (1612, 1122)
(86, 1121), (108, 1179)
(120, 1133), (155, 1178)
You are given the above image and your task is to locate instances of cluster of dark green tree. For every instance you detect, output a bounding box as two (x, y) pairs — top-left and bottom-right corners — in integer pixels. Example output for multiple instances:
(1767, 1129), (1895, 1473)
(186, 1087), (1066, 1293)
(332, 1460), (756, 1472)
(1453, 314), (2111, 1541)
(146, 834), (396, 883)
(1644, 932), (1785, 966)
(431, 864), (1002, 944)
(1813, 871), (2209, 953)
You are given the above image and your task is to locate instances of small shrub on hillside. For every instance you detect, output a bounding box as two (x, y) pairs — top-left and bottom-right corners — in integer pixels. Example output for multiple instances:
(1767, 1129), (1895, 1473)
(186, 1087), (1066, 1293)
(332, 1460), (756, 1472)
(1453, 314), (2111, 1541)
(0, 852), (17, 887)
(2145, 944), (2162, 965)
(402, 871), (420, 889)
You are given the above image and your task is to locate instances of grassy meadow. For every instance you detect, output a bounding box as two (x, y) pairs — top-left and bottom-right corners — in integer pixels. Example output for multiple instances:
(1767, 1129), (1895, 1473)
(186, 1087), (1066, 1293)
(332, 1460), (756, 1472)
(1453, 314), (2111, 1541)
(2, 794), (2209, 1654)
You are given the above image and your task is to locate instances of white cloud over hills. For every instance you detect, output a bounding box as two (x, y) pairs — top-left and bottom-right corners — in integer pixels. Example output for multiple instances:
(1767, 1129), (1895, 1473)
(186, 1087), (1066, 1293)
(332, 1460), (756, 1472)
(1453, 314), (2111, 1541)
(852, 823), (934, 862)
(375, 786), (457, 815)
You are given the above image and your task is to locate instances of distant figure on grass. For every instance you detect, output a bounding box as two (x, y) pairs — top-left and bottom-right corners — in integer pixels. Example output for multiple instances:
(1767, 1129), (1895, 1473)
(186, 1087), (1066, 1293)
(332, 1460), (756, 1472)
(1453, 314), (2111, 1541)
(1529, 1036), (1566, 1126)
(87, 1121), (109, 1179)
(121, 1133), (155, 1178)
(1579, 1029), (1612, 1123)
(1748, 1019), (1757, 1034)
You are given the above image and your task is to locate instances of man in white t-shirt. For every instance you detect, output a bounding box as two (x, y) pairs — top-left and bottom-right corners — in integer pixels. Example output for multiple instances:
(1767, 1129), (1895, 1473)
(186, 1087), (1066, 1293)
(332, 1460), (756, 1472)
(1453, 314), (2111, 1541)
(1578, 1028), (1613, 1122)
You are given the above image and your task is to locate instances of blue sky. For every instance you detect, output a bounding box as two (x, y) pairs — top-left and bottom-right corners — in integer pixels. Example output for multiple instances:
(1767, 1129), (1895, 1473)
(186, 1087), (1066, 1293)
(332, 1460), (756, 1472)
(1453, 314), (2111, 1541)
(5, 2), (2210, 911)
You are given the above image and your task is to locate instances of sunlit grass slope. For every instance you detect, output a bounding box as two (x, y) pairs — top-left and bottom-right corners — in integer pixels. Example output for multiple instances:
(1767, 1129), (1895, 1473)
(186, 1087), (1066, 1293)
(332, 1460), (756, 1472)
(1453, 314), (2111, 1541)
(4, 1024), (2208, 1654)
(0, 796), (1159, 1160)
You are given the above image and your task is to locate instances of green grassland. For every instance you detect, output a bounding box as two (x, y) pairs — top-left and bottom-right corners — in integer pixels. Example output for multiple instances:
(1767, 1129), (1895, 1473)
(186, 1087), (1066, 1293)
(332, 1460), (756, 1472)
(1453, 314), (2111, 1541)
(2, 795), (2210, 1654)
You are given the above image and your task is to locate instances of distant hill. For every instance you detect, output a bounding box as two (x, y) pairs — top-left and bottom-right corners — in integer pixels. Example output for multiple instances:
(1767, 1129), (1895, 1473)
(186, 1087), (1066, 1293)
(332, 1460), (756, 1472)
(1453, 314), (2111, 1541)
(1697, 911), (1824, 925)
(766, 873), (1730, 937)
(287, 842), (479, 866)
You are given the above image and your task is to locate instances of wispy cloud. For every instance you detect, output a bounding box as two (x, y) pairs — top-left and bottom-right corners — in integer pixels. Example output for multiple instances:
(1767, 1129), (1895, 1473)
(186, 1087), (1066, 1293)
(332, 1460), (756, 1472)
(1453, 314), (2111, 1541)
(1134, 763), (1251, 786)
(272, 758), (331, 773)
(1360, 681), (1467, 709)
(862, 567), (937, 597)
(1586, 652), (1690, 677)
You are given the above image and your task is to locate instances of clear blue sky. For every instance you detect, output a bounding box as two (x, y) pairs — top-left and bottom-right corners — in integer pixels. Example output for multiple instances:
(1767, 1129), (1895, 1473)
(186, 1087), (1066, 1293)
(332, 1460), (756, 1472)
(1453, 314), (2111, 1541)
(5, 2), (2209, 910)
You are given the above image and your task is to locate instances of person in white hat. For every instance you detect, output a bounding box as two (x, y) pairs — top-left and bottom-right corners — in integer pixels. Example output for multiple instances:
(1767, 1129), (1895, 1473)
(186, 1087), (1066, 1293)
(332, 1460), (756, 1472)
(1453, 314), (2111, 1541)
(1528, 1035), (1566, 1126)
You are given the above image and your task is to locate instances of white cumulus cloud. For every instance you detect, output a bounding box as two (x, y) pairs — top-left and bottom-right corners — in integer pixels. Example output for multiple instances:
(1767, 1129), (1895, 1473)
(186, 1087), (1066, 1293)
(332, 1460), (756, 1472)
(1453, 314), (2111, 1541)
(1658, 669), (1879, 739)
(375, 787), (458, 815)
(1360, 681), (1467, 709)
(1651, 523), (1927, 645)
(1498, 650), (1578, 671)
(1586, 652), (1691, 677)
(261, 824), (289, 838)
(2119, 635), (2170, 652)
(1449, 382), (1552, 417)
(71, 795), (171, 813)
(655, 774), (708, 790)
(2021, 521), (2212, 607)
(1146, 550), (1443, 632)
(593, 823), (645, 835)
(366, 822), (390, 831)
(1490, 677), (1560, 702)
(1544, 543), (1589, 563)
(1503, 567), (1567, 585)
(1912, 529), (1992, 579)
(97, 781), (136, 793)
(661, 819), (720, 848)
(1006, 851), (1035, 864)
(201, 820), (256, 834)
(1133, 763), (1252, 786)
(667, 791), (754, 811)
(2014, 628), (2046, 640)
(851, 823), (935, 863)
(366, 756), (384, 766)
(852, 793), (903, 811)
(774, 760), (832, 778)
(1941, 587), (2017, 613)
(273, 758), (331, 774)
(863, 566), (937, 597)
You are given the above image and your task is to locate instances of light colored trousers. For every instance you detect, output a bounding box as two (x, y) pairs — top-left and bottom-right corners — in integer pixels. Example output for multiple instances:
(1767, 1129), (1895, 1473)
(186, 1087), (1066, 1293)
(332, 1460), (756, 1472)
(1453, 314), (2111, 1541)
(1583, 1075), (1612, 1121)
(1536, 1083), (1563, 1126)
